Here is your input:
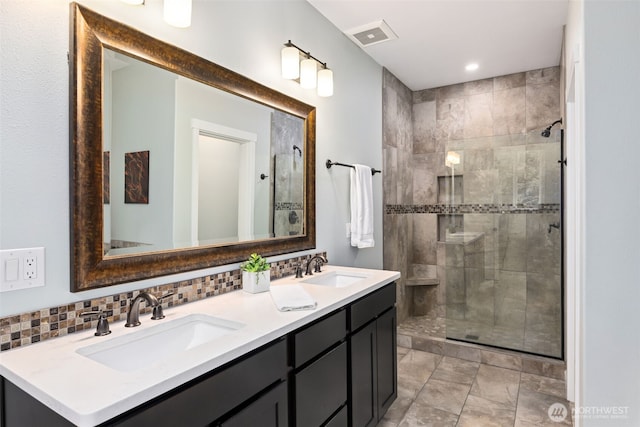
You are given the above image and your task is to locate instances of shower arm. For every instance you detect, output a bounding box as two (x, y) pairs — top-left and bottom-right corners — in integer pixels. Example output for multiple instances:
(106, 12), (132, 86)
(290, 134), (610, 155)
(541, 118), (563, 137)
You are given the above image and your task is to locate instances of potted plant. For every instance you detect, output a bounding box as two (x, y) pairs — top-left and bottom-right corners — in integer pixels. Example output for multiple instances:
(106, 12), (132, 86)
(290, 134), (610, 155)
(240, 253), (271, 293)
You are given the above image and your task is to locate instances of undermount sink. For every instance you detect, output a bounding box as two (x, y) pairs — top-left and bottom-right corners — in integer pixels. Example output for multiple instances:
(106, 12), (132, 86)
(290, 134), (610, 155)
(302, 271), (369, 288)
(76, 314), (245, 372)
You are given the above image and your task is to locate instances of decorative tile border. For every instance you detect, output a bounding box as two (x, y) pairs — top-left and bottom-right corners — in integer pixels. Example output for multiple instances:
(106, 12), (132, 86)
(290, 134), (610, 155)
(0, 252), (326, 352)
(386, 203), (560, 215)
(274, 202), (304, 210)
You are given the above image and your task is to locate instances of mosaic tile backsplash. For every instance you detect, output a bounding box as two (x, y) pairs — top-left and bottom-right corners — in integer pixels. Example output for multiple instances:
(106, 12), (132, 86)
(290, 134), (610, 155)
(386, 203), (560, 215)
(0, 252), (326, 352)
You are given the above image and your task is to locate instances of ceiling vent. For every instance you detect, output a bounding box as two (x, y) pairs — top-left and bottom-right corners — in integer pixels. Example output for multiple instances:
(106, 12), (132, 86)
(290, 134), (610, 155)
(346, 20), (398, 48)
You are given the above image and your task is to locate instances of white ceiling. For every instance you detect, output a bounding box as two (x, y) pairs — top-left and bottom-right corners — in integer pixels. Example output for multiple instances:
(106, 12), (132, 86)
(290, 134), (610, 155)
(307, 0), (569, 91)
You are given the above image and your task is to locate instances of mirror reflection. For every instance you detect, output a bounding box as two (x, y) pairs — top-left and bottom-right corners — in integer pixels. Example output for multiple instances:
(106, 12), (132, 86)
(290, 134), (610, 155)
(102, 50), (305, 256)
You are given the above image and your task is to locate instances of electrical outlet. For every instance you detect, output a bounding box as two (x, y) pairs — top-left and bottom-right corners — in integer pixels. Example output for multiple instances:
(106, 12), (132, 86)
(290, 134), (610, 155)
(24, 255), (37, 279)
(0, 247), (45, 292)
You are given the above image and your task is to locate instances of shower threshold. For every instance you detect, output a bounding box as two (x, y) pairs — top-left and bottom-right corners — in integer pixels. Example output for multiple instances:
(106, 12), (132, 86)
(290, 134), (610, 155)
(398, 314), (565, 379)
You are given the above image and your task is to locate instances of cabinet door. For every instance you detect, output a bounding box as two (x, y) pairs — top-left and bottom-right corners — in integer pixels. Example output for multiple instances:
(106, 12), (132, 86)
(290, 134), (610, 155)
(376, 307), (397, 417)
(350, 321), (377, 427)
(350, 307), (397, 427)
(219, 381), (288, 427)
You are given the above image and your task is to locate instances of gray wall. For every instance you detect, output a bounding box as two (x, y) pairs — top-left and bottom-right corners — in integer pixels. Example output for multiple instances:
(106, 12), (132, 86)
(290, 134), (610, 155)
(580, 1), (640, 424)
(173, 78), (273, 244)
(0, 0), (383, 316)
(109, 56), (176, 249)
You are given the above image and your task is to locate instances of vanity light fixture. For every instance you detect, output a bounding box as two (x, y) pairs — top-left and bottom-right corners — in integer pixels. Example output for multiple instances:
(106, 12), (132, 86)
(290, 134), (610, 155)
(281, 40), (333, 97)
(281, 45), (300, 79)
(300, 57), (318, 89)
(317, 68), (334, 97)
(164, 0), (192, 28)
(120, 0), (191, 28)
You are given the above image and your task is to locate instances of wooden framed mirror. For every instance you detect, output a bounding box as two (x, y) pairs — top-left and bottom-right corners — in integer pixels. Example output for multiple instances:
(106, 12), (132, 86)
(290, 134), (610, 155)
(69, 3), (316, 291)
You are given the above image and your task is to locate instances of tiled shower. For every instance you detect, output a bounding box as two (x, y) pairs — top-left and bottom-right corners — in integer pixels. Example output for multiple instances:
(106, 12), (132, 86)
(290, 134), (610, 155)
(383, 67), (562, 358)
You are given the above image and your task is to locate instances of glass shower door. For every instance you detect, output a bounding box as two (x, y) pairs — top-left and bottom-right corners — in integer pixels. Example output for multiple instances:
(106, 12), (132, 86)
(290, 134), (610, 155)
(443, 129), (562, 358)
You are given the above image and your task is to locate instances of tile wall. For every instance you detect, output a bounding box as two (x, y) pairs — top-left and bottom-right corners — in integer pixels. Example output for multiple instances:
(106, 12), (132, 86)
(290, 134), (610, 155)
(272, 110), (305, 237)
(382, 70), (415, 323)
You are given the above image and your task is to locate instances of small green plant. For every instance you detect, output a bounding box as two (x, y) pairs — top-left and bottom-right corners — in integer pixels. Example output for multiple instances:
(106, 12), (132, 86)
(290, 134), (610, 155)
(240, 253), (270, 273)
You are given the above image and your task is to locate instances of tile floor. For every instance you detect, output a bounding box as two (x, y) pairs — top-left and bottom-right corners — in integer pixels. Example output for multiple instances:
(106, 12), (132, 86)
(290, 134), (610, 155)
(378, 346), (573, 427)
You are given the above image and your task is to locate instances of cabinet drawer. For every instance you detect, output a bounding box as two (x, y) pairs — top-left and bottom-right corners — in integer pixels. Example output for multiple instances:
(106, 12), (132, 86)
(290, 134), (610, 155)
(110, 338), (287, 426)
(350, 282), (396, 331)
(294, 308), (346, 367)
(219, 381), (288, 427)
(325, 405), (348, 427)
(295, 342), (347, 427)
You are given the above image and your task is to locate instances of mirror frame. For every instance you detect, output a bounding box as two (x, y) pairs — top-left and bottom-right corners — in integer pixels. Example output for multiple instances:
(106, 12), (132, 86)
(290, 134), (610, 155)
(69, 3), (316, 292)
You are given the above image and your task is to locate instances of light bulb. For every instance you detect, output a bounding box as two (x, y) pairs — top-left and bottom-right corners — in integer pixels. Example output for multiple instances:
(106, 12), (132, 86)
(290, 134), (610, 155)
(317, 68), (333, 97)
(281, 46), (299, 79)
(300, 58), (317, 89)
(164, 0), (192, 28)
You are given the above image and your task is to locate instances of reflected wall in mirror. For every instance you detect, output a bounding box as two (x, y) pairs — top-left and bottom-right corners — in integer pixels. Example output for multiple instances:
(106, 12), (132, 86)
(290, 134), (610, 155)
(103, 50), (306, 255)
(70, 3), (315, 291)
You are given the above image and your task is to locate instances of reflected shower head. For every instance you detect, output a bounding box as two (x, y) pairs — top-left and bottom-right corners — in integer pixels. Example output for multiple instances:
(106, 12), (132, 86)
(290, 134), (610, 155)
(541, 118), (563, 137)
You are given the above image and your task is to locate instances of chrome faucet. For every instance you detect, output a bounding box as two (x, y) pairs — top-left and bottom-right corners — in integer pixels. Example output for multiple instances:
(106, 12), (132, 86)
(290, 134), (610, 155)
(125, 291), (160, 327)
(305, 255), (328, 275)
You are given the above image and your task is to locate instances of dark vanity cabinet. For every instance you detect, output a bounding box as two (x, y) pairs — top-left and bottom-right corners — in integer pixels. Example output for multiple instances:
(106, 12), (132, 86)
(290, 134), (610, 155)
(0, 282), (396, 427)
(350, 284), (398, 427)
(0, 339), (289, 427)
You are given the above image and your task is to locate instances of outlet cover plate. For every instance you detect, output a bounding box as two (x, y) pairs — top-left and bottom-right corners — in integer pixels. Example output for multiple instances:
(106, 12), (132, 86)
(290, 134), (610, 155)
(0, 247), (45, 292)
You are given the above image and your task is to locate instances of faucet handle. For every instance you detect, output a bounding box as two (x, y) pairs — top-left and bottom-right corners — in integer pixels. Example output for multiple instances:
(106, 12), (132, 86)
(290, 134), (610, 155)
(295, 263), (304, 278)
(151, 292), (174, 320)
(80, 310), (111, 336)
(158, 292), (175, 301)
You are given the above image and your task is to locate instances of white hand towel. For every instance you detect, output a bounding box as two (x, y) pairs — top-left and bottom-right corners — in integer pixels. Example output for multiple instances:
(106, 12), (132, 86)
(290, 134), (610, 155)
(270, 285), (317, 312)
(350, 164), (375, 248)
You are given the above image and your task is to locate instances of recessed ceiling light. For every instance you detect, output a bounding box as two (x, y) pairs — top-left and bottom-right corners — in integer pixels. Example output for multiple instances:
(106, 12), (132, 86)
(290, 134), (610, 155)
(465, 63), (479, 71)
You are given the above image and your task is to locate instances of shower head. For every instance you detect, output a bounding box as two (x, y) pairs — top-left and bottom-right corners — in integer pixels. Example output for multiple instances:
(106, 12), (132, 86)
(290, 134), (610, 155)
(293, 145), (302, 157)
(541, 118), (563, 137)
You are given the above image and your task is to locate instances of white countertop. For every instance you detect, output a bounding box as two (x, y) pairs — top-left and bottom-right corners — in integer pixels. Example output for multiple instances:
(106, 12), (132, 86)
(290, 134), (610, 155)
(0, 265), (399, 426)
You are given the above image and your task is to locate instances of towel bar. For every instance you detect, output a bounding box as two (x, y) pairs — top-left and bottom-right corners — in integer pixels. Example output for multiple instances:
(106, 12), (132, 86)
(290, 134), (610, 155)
(326, 159), (381, 175)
